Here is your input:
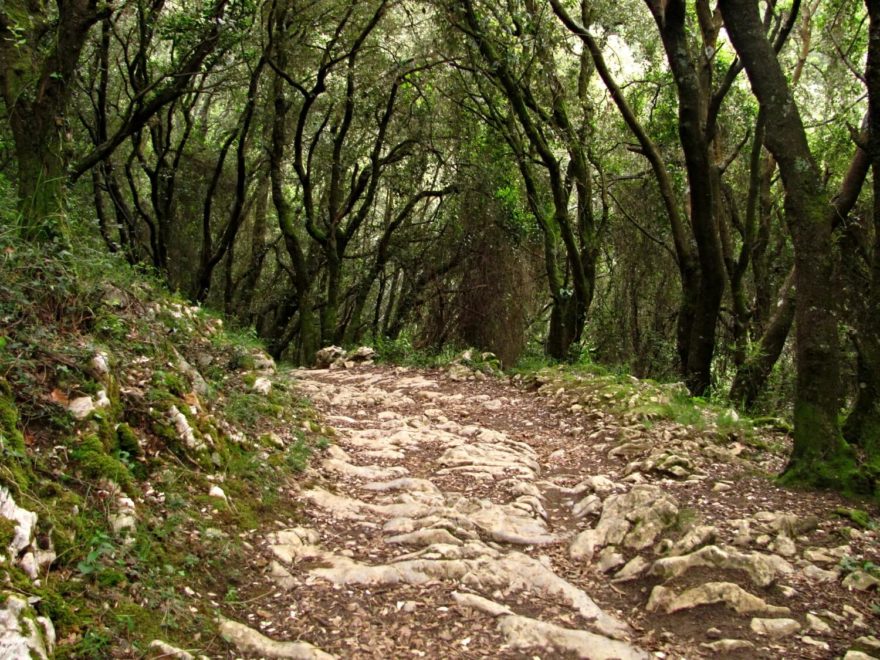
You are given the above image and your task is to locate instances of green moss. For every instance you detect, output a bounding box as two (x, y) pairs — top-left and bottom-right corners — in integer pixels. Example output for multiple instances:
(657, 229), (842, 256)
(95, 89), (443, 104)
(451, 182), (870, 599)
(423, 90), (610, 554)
(70, 434), (133, 491)
(834, 507), (874, 529)
(0, 390), (26, 455)
(0, 516), (16, 548)
(116, 423), (142, 458)
(152, 370), (188, 398)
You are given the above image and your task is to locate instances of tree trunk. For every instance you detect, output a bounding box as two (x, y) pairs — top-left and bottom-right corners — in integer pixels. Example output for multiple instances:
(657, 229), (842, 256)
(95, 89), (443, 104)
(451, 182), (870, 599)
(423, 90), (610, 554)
(842, 0), (880, 470)
(729, 268), (795, 409)
(721, 0), (865, 492)
(0, 0), (106, 240)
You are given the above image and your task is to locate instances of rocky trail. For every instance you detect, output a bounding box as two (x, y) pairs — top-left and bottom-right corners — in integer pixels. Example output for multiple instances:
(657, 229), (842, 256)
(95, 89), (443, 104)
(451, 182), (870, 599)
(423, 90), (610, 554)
(218, 363), (880, 659)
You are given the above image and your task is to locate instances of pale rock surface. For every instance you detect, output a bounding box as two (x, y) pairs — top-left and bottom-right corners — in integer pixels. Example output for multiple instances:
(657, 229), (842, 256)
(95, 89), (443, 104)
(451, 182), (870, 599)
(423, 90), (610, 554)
(749, 617), (801, 638)
(699, 639), (755, 652)
(805, 612), (832, 634)
(571, 485), (678, 560)
(252, 376), (272, 395)
(647, 582), (790, 615)
(0, 594), (55, 660)
(452, 592), (648, 660)
(148, 639), (203, 659)
(802, 564), (839, 582)
(0, 486), (36, 557)
(648, 544), (792, 587)
(67, 395), (96, 419)
(842, 570), (880, 591)
(169, 405), (205, 451)
(218, 617), (335, 659)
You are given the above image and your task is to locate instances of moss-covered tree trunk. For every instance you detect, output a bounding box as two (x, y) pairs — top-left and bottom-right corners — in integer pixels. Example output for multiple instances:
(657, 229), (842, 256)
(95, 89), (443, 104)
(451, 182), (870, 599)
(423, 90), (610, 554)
(721, 0), (863, 491)
(843, 0), (880, 471)
(0, 0), (106, 240)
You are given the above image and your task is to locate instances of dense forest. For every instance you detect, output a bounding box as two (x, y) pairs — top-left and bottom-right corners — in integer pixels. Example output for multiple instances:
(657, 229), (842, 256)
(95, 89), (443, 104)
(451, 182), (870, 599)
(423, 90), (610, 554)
(1, 0), (879, 495)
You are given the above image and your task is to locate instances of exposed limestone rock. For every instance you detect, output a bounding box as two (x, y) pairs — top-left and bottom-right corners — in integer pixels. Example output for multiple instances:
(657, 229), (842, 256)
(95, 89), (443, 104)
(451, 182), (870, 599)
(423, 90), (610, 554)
(0, 594), (55, 660)
(452, 592), (648, 660)
(347, 346), (376, 363)
(0, 485), (55, 579)
(802, 564), (838, 582)
(805, 612), (832, 634)
(613, 555), (650, 582)
(699, 639), (755, 653)
(854, 636), (880, 654)
(597, 547), (625, 573)
(572, 494), (602, 519)
(362, 478), (440, 494)
(109, 494), (137, 536)
(148, 639), (204, 659)
(290, 541), (629, 640)
(91, 351), (110, 376)
(844, 651), (878, 660)
(769, 534), (797, 557)
(646, 582), (790, 615)
(252, 376), (272, 395)
(842, 570), (880, 591)
(208, 485), (228, 503)
(803, 548), (836, 564)
(314, 346), (346, 369)
(669, 525), (717, 556)
(648, 545), (792, 587)
(1, 485), (37, 558)
(571, 485), (678, 561)
(67, 395), (97, 419)
(322, 458), (409, 481)
(749, 617), (801, 638)
(168, 405), (205, 451)
(801, 636), (831, 651)
(218, 617), (335, 659)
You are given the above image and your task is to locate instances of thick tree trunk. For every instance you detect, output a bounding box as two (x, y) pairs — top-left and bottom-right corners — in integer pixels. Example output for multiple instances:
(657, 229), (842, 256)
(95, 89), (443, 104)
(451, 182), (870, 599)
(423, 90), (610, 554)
(843, 0), (880, 469)
(721, 0), (864, 491)
(0, 0), (106, 240)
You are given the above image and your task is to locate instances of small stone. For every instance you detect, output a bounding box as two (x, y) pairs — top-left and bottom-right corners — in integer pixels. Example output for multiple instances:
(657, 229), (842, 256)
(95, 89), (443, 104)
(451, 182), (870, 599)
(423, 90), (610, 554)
(854, 636), (880, 653)
(801, 636), (830, 651)
(803, 548), (836, 564)
(613, 555), (650, 582)
(712, 482), (732, 492)
(149, 640), (195, 660)
(705, 627), (722, 639)
(67, 396), (96, 420)
(252, 377), (272, 395)
(844, 652), (878, 660)
(208, 486), (228, 503)
(755, 534), (771, 546)
(805, 613), (831, 634)
(802, 564), (838, 582)
(769, 534), (796, 557)
(699, 640), (754, 653)
(596, 546), (625, 573)
(91, 352), (110, 375)
(842, 570), (880, 591)
(750, 617), (800, 638)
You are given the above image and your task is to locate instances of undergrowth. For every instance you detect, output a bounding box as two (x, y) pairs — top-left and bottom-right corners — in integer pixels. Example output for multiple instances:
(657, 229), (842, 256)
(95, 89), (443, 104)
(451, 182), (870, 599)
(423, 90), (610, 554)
(0, 224), (326, 657)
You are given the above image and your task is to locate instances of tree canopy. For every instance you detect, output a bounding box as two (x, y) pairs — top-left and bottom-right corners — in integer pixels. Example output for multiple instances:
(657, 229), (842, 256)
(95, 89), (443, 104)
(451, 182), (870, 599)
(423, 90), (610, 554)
(2, 0), (879, 493)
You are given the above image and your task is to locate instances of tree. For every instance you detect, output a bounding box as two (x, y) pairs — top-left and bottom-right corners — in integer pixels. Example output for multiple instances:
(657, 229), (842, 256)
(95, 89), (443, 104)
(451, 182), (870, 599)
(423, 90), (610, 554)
(0, 0), (109, 239)
(720, 0), (869, 490)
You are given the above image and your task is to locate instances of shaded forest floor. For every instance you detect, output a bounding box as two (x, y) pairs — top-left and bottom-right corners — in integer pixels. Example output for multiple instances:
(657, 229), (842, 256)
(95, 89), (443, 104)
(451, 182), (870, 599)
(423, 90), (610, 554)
(219, 362), (880, 659)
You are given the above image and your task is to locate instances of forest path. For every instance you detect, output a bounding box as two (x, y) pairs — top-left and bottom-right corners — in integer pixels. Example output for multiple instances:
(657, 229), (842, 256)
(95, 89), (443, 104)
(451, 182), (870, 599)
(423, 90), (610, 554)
(220, 364), (879, 659)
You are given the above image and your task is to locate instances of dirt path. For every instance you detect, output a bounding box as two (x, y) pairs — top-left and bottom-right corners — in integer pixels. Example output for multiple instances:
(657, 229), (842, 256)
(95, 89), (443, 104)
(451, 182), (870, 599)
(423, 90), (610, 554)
(220, 364), (879, 659)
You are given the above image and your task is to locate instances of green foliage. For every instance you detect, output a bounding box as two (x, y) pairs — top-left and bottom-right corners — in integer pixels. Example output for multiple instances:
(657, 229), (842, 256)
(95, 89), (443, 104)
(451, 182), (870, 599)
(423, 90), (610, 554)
(69, 434), (133, 491)
(834, 507), (875, 530)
